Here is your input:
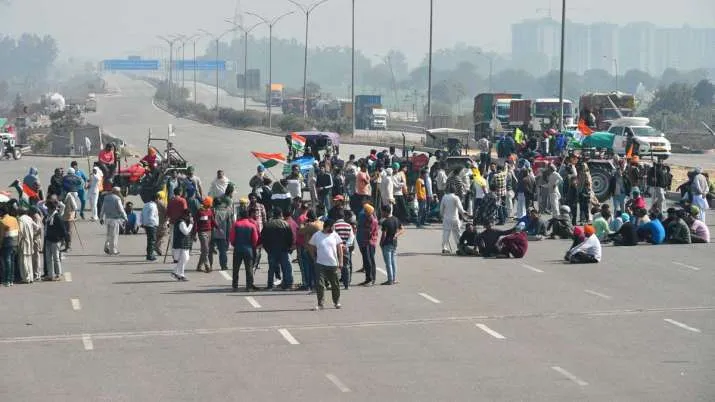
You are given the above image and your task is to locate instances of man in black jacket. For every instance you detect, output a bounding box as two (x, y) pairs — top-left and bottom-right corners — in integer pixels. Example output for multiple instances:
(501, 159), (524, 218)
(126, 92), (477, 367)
(43, 201), (68, 281)
(260, 208), (294, 290)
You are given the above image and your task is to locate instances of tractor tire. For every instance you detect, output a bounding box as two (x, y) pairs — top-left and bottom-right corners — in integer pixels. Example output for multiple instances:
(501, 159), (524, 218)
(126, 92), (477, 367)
(589, 163), (612, 202)
(12, 149), (22, 160)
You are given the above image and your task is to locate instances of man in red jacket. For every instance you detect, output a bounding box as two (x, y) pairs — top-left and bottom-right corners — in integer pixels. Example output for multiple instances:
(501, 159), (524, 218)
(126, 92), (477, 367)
(166, 188), (188, 225)
(229, 209), (260, 291)
(195, 197), (216, 272)
(496, 222), (529, 258)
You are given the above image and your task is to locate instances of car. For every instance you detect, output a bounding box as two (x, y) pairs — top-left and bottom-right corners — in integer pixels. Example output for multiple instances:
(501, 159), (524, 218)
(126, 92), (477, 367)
(607, 117), (671, 159)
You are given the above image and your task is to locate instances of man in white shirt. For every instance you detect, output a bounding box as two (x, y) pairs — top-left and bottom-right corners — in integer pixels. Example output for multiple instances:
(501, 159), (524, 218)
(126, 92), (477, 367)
(440, 188), (467, 254)
(208, 170), (230, 198)
(141, 193), (160, 261)
(435, 163), (448, 200)
(308, 218), (344, 310)
(566, 224), (601, 264)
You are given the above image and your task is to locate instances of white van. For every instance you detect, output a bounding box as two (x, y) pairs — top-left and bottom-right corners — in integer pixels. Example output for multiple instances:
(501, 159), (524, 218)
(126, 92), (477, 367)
(607, 117), (671, 159)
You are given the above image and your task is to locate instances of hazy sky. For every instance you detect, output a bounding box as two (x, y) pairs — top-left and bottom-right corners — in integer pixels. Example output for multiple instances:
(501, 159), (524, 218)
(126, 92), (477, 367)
(3, 0), (714, 66)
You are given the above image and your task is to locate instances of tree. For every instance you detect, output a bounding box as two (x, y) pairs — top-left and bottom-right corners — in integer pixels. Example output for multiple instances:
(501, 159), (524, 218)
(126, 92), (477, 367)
(693, 79), (714, 106)
(386, 50), (408, 81)
(645, 83), (697, 116)
(303, 82), (321, 97)
(581, 69), (613, 92)
(622, 69), (656, 93)
(0, 80), (8, 102)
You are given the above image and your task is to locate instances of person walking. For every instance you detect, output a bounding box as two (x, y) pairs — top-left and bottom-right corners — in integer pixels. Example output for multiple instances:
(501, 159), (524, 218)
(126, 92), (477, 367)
(87, 166), (102, 221)
(154, 191), (168, 257)
(210, 198), (234, 271)
(62, 186), (79, 252)
(171, 210), (193, 281)
(380, 205), (403, 285)
(141, 193), (160, 261)
(297, 211), (323, 291)
(17, 208), (40, 283)
(333, 213), (355, 290)
(308, 218), (344, 310)
(29, 207), (44, 281)
(208, 169), (230, 199)
(357, 203), (378, 286)
(43, 201), (67, 281)
(416, 169), (431, 228)
(440, 188), (467, 254)
(691, 167), (709, 223)
(100, 187), (127, 255)
(70, 161), (88, 219)
(195, 196), (216, 272)
(261, 208), (294, 290)
(0, 204), (20, 286)
(229, 208), (259, 291)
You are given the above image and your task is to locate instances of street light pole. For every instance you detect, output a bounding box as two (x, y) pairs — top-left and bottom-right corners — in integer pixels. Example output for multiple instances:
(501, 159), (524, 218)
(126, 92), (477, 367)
(200, 28), (235, 110)
(157, 36), (178, 101)
(614, 58), (619, 92)
(427, 0), (434, 122)
(557, 0), (566, 131)
(477, 51), (494, 92)
(225, 20), (269, 112)
(247, 11), (295, 128)
(288, 0), (331, 119)
(351, 0), (355, 136)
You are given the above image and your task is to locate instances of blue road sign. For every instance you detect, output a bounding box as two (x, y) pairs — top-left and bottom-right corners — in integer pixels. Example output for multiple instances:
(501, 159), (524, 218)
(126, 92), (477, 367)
(173, 60), (226, 71)
(102, 59), (160, 71)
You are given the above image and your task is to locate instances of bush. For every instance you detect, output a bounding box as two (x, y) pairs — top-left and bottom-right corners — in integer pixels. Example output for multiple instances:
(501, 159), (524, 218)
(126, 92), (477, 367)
(277, 115), (309, 132)
(218, 108), (263, 128)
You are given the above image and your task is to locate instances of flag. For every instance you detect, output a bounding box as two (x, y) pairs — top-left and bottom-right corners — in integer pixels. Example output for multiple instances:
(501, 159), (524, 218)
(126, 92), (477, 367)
(577, 119), (594, 136)
(251, 152), (287, 168)
(291, 132), (306, 151)
(514, 128), (525, 145)
(22, 183), (39, 199)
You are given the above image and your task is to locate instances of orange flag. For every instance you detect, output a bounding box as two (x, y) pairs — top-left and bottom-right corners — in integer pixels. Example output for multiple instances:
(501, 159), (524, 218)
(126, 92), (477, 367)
(577, 119), (594, 136)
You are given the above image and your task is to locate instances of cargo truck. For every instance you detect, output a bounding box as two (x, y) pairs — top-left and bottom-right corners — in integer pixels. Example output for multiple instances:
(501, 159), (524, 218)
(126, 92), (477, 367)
(473, 93), (521, 138)
(579, 92), (635, 130)
(267, 83), (285, 107)
(355, 95), (385, 130)
(531, 98), (575, 132)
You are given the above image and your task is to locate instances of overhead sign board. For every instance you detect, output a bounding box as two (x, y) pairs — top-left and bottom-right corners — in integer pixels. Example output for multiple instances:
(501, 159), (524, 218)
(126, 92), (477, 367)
(102, 59), (160, 71)
(173, 60), (226, 71)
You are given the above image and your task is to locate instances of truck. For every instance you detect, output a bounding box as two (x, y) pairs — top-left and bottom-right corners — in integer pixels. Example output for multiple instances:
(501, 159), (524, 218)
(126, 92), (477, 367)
(530, 98), (575, 132)
(509, 99), (532, 129)
(579, 92), (635, 130)
(473, 93), (521, 138)
(267, 83), (284, 107)
(354, 95), (383, 130)
(85, 93), (97, 112)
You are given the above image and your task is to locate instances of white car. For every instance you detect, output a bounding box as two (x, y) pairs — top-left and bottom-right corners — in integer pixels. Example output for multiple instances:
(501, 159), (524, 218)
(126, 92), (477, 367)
(607, 117), (671, 159)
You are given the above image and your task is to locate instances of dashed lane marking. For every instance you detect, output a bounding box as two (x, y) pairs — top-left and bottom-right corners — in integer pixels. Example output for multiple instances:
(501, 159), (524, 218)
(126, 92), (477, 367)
(475, 323), (506, 339)
(672, 261), (701, 271)
(325, 374), (351, 393)
(551, 366), (588, 386)
(81, 334), (94, 351)
(245, 297), (261, 308)
(664, 318), (701, 333)
(278, 328), (300, 345)
(418, 293), (441, 304)
(63, 272), (72, 282)
(219, 271), (232, 281)
(71, 298), (82, 311)
(584, 290), (612, 300)
(376, 267), (387, 276)
(522, 264), (544, 273)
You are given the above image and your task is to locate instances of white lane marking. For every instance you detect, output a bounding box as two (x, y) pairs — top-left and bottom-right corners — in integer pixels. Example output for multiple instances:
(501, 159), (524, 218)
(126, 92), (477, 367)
(71, 298), (82, 311)
(419, 292), (441, 304)
(278, 328), (300, 345)
(376, 267), (387, 276)
(219, 271), (231, 281)
(475, 323), (506, 339)
(664, 318), (701, 333)
(245, 296), (261, 308)
(584, 290), (612, 300)
(551, 366), (588, 386)
(522, 264), (544, 273)
(81, 334), (94, 351)
(325, 374), (351, 393)
(672, 261), (701, 271)
(63, 272), (72, 282)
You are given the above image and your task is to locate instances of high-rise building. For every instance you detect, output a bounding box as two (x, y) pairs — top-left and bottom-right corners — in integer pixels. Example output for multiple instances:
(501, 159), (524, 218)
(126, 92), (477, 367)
(511, 18), (561, 76)
(565, 22), (590, 74)
(589, 23), (618, 73)
(618, 22), (657, 73)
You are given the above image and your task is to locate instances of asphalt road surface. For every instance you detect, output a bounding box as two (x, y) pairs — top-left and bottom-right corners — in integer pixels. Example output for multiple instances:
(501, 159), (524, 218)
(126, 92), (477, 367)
(192, 81), (279, 115)
(1, 76), (714, 401)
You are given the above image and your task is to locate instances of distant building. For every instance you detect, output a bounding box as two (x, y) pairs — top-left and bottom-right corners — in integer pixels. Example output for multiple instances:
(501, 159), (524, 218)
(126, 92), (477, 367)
(565, 21), (590, 74)
(618, 22), (657, 74)
(511, 18), (560, 76)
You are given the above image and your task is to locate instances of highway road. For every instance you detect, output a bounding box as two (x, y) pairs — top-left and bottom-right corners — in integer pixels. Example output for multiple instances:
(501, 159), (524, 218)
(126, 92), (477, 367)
(0, 74), (714, 401)
(192, 81), (279, 115)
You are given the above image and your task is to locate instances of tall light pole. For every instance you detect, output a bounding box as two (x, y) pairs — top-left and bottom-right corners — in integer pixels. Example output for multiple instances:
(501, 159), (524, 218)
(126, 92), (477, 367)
(200, 28), (236, 110)
(177, 34), (199, 92)
(427, 0), (434, 123)
(602, 55), (619, 92)
(157, 35), (179, 101)
(225, 20), (267, 112)
(477, 51), (494, 92)
(288, 0), (332, 118)
(557, 0), (566, 131)
(246, 11), (294, 128)
(192, 33), (210, 104)
(351, 0), (355, 135)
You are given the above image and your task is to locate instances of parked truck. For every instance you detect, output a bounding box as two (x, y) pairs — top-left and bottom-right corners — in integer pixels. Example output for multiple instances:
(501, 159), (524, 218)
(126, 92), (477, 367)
(579, 92), (635, 130)
(85, 93), (97, 112)
(355, 95), (386, 130)
(267, 83), (284, 107)
(473, 93), (521, 138)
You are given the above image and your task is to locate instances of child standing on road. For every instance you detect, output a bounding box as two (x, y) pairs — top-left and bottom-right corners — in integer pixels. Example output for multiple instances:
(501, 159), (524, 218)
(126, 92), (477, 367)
(171, 210), (193, 281)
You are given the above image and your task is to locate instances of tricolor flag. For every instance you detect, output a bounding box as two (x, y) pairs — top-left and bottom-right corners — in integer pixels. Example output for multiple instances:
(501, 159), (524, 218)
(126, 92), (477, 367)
(291, 132), (306, 151)
(251, 151), (287, 168)
(577, 118), (594, 136)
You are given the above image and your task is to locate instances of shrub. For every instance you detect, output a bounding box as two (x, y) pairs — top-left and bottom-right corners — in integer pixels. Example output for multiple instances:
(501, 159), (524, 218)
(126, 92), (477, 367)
(277, 115), (309, 132)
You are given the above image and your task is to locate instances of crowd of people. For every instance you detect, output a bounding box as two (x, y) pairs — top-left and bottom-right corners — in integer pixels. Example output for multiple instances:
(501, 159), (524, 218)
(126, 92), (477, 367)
(1, 135), (712, 306)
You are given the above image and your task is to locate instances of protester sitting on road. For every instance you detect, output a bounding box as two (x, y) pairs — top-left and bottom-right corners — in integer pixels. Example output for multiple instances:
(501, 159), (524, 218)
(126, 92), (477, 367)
(121, 201), (139, 235)
(565, 224), (601, 264)
(637, 212), (666, 245)
(610, 213), (638, 246)
(686, 206), (710, 243)
(592, 208), (612, 242)
(475, 221), (514, 257)
(496, 222), (529, 258)
(547, 205), (573, 239)
(666, 210), (692, 244)
(457, 223), (479, 256)
(525, 208), (547, 241)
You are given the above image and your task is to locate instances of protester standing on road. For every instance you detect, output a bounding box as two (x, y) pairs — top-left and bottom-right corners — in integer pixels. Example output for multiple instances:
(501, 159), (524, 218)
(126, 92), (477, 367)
(416, 169), (431, 228)
(208, 170), (230, 199)
(229, 208), (259, 291)
(43, 201), (67, 281)
(87, 166), (102, 221)
(166, 188), (188, 224)
(171, 210), (193, 281)
(308, 218), (344, 310)
(210, 198), (234, 271)
(261, 208), (294, 290)
(357, 203), (378, 286)
(100, 187), (127, 255)
(154, 191), (168, 256)
(61, 179), (79, 252)
(195, 196), (216, 272)
(691, 168), (709, 223)
(0, 204), (19, 286)
(141, 193), (159, 261)
(298, 211), (323, 291)
(29, 207), (43, 281)
(249, 165), (266, 194)
(380, 205), (403, 285)
(440, 188), (467, 254)
(547, 165), (563, 218)
(70, 161), (88, 219)
(17, 208), (39, 283)
(184, 166), (204, 199)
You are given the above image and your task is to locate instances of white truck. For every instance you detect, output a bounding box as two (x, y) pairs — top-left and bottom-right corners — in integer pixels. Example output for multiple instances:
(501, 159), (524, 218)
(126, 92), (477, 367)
(607, 117), (672, 159)
(530, 98), (575, 131)
(369, 108), (388, 130)
(85, 93), (97, 112)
